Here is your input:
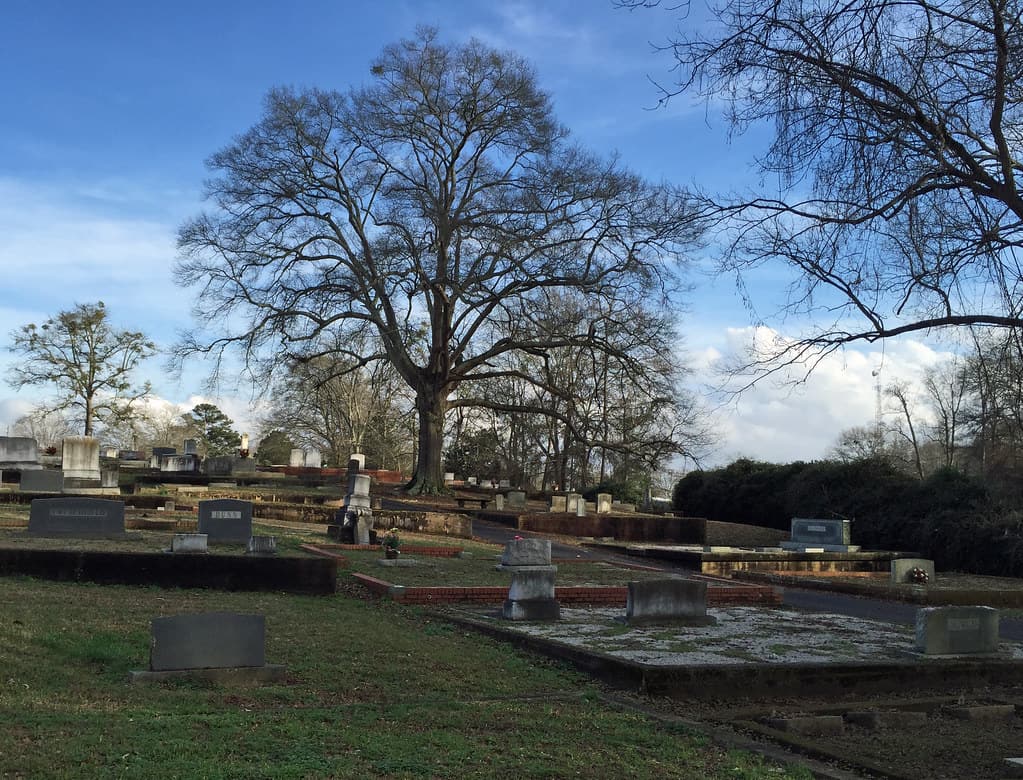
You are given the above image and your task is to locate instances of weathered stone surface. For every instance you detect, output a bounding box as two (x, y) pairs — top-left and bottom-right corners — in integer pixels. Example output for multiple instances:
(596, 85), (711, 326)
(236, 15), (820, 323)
(915, 606), (1000, 655)
(500, 538), (551, 566)
(626, 579), (711, 625)
(844, 710), (928, 730)
(198, 499), (253, 544)
(0, 436), (40, 469)
(150, 612), (266, 671)
(246, 535), (277, 555)
(172, 533), (208, 553)
(891, 557), (936, 584)
(502, 599), (561, 621)
(28, 497), (126, 538)
(507, 566), (557, 601)
(61, 437), (100, 482)
(506, 490), (527, 508)
(19, 469), (63, 492)
(596, 493), (612, 514)
(549, 495), (567, 513)
(764, 716), (845, 736)
(947, 704), (1016, 721)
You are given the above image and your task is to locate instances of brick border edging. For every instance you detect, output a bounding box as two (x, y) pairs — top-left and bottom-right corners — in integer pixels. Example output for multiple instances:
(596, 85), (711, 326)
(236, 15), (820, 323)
(348, 572), (780, 606)
(306, 543), (463, 557)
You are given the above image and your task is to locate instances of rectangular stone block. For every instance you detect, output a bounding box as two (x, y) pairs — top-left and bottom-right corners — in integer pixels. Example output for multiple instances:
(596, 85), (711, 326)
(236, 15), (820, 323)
(150, 612), (265, 671)
(549, 495), (567, 513)
(247, 536), (277, 555)
(19, 469), (64, 492)
(626, 579), (709, 625)
(500, 538), (551, 566)
(891, 558), (936, 584)
(61, 436), (100, 481)
(198, 498), (253, 544)
(596, 493), (612, 514)
(789, 517), (851, 546)
(915, 606), (999, 655)
(506, 490), (526, 508)
(507, 566), (557, 601)
(172, 533), (208, 553)
(0, 436), (39, 468)
(28, 497), (125, 538)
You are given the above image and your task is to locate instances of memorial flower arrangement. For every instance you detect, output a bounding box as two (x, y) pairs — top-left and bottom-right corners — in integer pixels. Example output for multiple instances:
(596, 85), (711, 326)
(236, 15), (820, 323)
(381, 528), (401, 556)
(908, 566), (930, 585)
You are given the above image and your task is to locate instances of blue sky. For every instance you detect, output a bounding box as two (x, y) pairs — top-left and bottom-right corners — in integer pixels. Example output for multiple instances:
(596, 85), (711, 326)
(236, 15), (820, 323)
(0, 0), (951, 466)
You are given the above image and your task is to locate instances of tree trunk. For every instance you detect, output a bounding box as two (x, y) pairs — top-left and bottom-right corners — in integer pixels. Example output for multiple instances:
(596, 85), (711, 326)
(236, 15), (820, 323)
(84, 394), (94, 436)
(404, 391), (448, 495)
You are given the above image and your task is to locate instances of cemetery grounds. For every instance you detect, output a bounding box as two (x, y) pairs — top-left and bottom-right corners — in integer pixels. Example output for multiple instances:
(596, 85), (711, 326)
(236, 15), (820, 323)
(2, 501), (1023, 777)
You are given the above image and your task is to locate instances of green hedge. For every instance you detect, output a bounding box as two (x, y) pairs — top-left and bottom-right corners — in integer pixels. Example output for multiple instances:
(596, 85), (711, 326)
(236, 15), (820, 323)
(674, 459), (1023, 576)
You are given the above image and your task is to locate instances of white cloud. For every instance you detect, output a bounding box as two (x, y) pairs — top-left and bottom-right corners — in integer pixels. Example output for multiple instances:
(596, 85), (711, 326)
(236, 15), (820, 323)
(688, 325), (956, 466)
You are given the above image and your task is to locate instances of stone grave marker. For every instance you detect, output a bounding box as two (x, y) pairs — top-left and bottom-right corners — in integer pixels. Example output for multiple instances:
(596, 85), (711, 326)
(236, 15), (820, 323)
(61, 436), (101, 484)
(596, 493), (612, 514)
(493, 493), (505, 511)
(500, 538), (560, 621)
(0, 436), (40, 470)
(19, 469), (63, 493)
(575, 499), (587, 517)
(171, 533), (208, 553)
(626, 579), (714, 625)
(915, 606), (1000, 655)
(289, 448), (305, 467)
(28, 497), (126, 538)
(305, 450), (322, 468)
(891, 558), (936, 585)
(549, 495), (567, 513)
(183, 439), (198, 455)
(128, 612), (286, 684)
(506, 490), (527, 509)
(247, 535), (277, 556)
(565, 492), (582, 513)
(780, 518), (859, 552)
(349, 452), (366, 469)
(198, 498), (253, 544)
(160, 454), (200, 473)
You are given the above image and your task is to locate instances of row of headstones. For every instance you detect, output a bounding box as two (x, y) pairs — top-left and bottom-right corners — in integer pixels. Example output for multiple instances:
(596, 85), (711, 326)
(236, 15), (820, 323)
(497, 538), (710, 624)
(26, 496), (265, 547)
(498, 539), (1001, 655)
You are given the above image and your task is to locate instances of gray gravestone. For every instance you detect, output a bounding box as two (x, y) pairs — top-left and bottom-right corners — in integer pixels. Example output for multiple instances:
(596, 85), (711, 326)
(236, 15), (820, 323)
(0, 436), (40, 469)
(500, 538), (551, 566)
(549, 495), (567, 513)
(28, 497), (126, 538)
(19, 469), (64, 492)
(781, 518), (858, 552)
(289, 449), (305, 467)
(197, 499), (253, 544)
(150, 612), (266, 670)
(626, 579), (713, 625)
(565, 492), (582, 513)
(506, 490), (527, 509)
(915, 606), (1000, 655)
(891, 558), (936, 584)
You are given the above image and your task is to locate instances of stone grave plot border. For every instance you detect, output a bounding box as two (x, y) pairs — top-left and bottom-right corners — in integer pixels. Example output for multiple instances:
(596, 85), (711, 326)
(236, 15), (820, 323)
(436, 609), (1023, 701)
(0, 548), (337, 594)
(27, 497), (130, 539)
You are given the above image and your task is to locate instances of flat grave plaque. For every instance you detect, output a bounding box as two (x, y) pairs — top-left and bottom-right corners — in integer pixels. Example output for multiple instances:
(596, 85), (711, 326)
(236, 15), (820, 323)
(28, 497), (126, 538)
(789, 518), (851, 546)
(198, 498), (253, 544)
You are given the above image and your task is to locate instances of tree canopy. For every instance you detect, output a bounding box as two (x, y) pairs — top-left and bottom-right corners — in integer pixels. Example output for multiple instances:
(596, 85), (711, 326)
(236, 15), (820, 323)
(186, 403), (241, 458)
(6, 302), (155, 436)
(626, 0), (1023, 369)
(176, 28), (701, 492)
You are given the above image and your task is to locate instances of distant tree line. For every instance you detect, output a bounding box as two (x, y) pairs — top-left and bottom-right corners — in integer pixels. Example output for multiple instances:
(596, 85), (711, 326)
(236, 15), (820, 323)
(674, 458), (1023, 576)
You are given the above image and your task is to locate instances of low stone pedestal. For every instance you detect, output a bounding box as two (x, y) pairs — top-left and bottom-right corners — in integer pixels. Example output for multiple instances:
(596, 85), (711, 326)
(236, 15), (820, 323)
(172, 534), (208, 554)
(500, 537), (560, 621)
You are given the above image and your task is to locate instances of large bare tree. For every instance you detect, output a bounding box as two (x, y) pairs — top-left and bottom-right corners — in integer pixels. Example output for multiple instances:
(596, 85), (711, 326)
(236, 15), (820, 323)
(626, 0), (1023, 370)
(176, 28), (700, 492)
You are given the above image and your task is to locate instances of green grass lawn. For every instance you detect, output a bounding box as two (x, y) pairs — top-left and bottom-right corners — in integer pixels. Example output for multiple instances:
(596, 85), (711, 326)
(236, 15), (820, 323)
(0, 576), (811, 779)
